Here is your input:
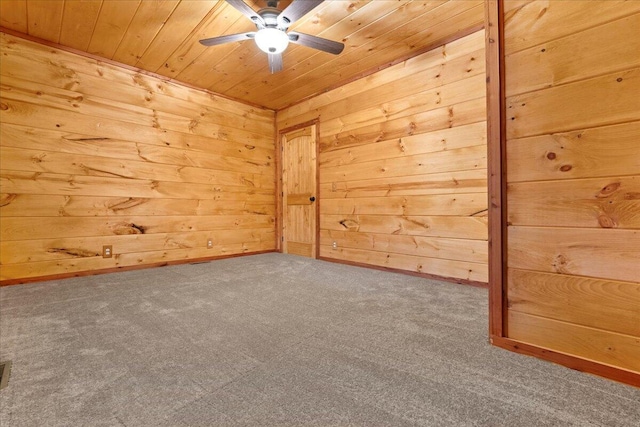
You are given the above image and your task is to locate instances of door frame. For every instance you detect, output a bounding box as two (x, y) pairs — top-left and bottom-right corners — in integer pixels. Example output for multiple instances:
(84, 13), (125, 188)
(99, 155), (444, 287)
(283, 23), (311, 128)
(275, 119), (320, 257)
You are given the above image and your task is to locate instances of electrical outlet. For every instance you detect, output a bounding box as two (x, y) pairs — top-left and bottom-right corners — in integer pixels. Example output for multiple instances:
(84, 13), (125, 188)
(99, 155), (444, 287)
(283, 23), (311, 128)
(207, 239), (213, 249)
(102, 245), (113, 258)
(332, 241), (337, 249)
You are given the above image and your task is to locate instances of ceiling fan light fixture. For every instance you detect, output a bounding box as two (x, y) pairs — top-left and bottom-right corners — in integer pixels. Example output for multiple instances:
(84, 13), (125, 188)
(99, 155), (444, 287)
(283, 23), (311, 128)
(255, 28), (289, 54)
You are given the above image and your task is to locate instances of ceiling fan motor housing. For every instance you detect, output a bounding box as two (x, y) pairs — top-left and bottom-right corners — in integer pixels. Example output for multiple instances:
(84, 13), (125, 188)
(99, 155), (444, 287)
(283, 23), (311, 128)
(257, 8), (282, 28)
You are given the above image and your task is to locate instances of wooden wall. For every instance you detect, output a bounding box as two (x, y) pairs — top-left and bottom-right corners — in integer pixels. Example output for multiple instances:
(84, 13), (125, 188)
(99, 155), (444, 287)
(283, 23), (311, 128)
(277, 30), (488, 284)
(0, 32), (276, 283)
(503, 1), (640, 374)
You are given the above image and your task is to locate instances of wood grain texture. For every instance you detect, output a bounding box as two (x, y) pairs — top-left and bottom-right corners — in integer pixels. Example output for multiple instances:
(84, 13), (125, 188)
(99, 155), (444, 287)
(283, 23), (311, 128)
(0, 97), (272, 155)
(320, 170), (487, 199)
(506, 68), (640, 140)
(59, 0), (102, 52)
(320, 214), (487, 240)
(215, 0), (403, 95)
(485, 0), (506, 337)
(506, 121), (640, 183)
(508, 226), (640, 284)
(319, 122), (487, 169)
(503, 0), (640, 55)
(25, 0), (63, 41)
(135, 0), (219, 71)
(87, 0), (141, 59)
(320, 215), (487, 241)
(490, 335), (640, 388)
(0, 146), (274, 189)
(508, 176), (640, 230)
(505, 12), (640, 97)
(0, 71), (274, 139)
(320, 245), (488, 283)
(0, 1), (27, 33)
(0, 170), (272, 200)
(313, 59), (486, 135)
(0, 215), (274, 242)
(321, 145), (487, 183)
(0, 31), (274, 121)
(262, 2), (484, 109)
(282, 125), (317, 258)
(321, 194), (486, 217)
(320, 230), (488, 264)
(278, 30), (487, 282)
(502, 3), (640, 378)
(278, 30), (486, 127)
(319, 97), (486, 154)
(1, 229), (275, 265)
(0, 32), (276, 282)
(0, 0), (484, 109)
(1, 240), (275, 282)
(507, 310), (640, 374)
(0, 194), (274, 218)
(111, 0), (179, 66)
(508, 269), (640, 338)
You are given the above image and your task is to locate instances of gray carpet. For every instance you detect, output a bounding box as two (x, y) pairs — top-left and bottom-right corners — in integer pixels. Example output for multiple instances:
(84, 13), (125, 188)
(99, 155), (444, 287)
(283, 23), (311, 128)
(0, 253), (638, 426)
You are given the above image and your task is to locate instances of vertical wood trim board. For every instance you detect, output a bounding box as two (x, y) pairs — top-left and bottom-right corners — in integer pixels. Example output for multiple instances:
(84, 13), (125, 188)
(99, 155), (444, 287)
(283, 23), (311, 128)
(0, 32), (277, 283)
(485, 0), (507, 337)
(277, 29), (489, 284)
(494, 0), (640, 386)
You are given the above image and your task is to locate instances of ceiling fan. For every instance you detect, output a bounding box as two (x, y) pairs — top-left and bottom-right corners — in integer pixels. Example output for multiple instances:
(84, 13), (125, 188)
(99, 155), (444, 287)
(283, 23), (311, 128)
(199, 0), (345, 73)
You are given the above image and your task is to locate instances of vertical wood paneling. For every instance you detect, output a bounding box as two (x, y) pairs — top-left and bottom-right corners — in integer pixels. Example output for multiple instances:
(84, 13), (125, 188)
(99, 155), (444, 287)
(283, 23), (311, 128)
(277, 30), (488, 284)
(135, 0), (218, 71)
(86, 0), (141, 59)
(25, 0), (64, 41)
(59, 0), (103, 51)
(504, 1), (640, 376)
(0, 0), (28, 33)
(111, 0), (179, 66)
(157, 4), (244, 79)
(0, 33), (276, 283)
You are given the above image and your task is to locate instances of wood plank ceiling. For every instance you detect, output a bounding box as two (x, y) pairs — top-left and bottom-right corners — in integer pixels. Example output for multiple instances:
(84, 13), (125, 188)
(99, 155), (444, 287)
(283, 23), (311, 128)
(0, 0), (484, 109)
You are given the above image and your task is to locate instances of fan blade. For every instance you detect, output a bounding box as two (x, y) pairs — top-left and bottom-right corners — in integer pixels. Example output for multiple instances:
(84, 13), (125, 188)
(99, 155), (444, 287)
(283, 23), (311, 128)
(225, 0), (265, 27)
(268, 53), (283, 74)
(199, 32), (256, 46)
(277, 0), (324, 29)
(288, 32), (344, 55)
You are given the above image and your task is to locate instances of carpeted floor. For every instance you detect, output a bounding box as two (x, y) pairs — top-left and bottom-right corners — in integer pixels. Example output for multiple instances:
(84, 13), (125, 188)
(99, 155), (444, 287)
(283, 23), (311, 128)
(0, 253), (638, 426)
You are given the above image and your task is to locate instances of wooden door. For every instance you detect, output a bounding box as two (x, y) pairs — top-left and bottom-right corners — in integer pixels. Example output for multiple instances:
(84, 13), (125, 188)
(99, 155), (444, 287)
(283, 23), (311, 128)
(281, 125), (317, 258)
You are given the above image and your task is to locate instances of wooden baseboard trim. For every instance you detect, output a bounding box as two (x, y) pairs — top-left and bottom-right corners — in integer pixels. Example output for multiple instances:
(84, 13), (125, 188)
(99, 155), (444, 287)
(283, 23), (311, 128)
(317, 256), (488, 288)
(490, 335), (640, 388)
(0, 250), (277, 287)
